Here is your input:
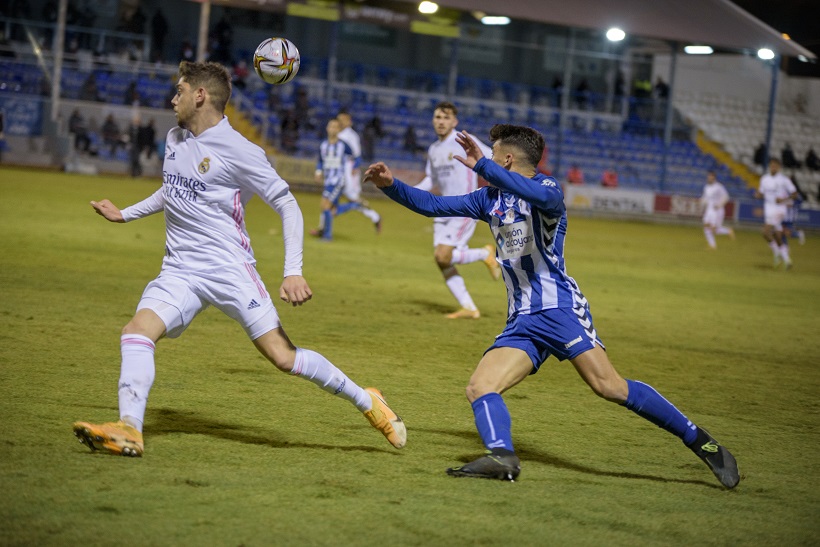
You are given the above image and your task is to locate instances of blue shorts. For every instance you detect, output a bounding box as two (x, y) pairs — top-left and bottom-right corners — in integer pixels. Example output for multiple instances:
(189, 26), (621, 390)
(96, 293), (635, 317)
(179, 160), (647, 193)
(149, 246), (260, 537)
(487, 306), (605, 373)
(322, 179), (345, 205)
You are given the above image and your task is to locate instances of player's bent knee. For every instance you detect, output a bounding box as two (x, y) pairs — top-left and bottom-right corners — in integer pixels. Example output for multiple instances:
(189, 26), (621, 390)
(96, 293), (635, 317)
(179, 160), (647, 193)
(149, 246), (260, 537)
(589, 377), (628, 403)
(465, 381), (491, 403)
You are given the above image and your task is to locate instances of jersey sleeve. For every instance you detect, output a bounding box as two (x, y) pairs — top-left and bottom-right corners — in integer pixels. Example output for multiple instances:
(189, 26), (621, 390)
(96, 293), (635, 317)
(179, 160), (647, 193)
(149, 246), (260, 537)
(121, 187), (165, 222)
(473, 158), (564, 214)
(381, 179), (488, 220)
(269, 191), (304, 277)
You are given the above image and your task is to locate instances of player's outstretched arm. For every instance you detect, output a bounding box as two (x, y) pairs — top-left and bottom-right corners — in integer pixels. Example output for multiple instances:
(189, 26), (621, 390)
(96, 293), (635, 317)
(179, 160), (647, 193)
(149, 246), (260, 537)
(453, 130), (486, 170)
(364, 162), (394, 188)
(90, 199), (125, 223)
(279, 275), (313, 307)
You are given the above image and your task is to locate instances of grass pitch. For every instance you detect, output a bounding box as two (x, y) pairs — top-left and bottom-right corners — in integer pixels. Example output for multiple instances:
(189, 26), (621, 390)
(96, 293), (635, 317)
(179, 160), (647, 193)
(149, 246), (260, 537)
(1, 167), (818, 546)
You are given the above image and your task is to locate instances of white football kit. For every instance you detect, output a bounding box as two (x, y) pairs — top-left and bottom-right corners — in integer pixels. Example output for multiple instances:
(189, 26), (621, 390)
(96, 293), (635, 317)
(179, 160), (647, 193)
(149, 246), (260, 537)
(701, 181), (729, 227)
(758, 172), (796, 230)
(338, 126), (362, 201)
(120, 117), (304, 339)
(416, 130), (492, 248)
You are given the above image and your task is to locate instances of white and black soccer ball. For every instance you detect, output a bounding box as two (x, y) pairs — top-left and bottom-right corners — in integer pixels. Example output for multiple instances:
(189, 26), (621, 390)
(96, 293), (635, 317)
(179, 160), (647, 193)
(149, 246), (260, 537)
(253, 37), (300, 85)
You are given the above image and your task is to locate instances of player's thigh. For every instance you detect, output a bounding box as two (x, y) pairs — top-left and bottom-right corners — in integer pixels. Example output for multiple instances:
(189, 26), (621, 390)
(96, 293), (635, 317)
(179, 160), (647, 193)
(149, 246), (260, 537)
(138, 271), (207, 339)
(433, 217), (477, 249)
(196, 263), (282, 341)
(703, 208), (719, 227)
(764, 206), (786, 231)
(466, 347), (533, 401)
(570, 346), (628, 402)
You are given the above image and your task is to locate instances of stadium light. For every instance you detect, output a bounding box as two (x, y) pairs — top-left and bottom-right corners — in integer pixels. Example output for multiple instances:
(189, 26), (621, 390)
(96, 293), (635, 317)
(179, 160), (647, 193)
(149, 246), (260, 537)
(418, 1), (438, 14)
(606, 27), (626, 42)
(757, 48), (775, 60)
(684, 45), (713, 55)
(481, 15), (511, 25)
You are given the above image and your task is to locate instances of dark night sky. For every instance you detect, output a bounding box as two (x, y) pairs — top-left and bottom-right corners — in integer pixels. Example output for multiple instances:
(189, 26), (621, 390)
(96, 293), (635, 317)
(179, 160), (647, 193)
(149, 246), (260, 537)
(732, 0), (820, 56)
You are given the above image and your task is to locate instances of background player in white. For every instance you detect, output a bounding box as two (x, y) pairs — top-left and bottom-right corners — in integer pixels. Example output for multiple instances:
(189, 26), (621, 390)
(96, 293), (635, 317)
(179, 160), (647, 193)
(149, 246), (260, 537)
(72, 61), (405, 457)
(336, 111), (381, 232)
(365, 124), (739, 488)
(754, 158), (798, 269)
(415, 102), (500, 319)
(700, 170), (734, 249)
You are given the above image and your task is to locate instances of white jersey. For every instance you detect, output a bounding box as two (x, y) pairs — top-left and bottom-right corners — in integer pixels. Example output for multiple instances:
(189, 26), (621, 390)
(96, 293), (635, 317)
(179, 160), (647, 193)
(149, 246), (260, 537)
(701, 181), (729, 210)
(418, 130), (492, 197)
(121, 116), (303, 277)
(759, 172), (796, 209)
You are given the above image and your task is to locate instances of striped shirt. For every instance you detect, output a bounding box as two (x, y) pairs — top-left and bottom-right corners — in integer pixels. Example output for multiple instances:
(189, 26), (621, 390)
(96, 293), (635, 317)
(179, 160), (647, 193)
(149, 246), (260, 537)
(383, 158), (586, 318)
(317, 139), (353, 188)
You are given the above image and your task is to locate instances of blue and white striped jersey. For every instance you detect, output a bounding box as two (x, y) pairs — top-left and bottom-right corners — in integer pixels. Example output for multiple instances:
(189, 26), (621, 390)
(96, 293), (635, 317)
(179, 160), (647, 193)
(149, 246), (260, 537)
(317, 139), (353, 187)
(382, 157), (587, 319)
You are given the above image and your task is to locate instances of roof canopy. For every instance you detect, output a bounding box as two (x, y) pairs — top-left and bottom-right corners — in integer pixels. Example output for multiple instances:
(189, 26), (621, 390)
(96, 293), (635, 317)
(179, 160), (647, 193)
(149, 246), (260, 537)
(394, 0), (815, 59)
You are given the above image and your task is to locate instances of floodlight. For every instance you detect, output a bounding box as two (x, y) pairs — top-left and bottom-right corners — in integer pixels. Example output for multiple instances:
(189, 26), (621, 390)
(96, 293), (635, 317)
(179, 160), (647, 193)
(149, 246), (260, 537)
(606, 28), (626, 42)
(418, 1), (438, 14)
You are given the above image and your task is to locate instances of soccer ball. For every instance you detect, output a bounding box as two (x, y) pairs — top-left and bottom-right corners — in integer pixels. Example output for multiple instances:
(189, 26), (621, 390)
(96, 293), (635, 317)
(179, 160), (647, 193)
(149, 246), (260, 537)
(253, 37), (300, 85)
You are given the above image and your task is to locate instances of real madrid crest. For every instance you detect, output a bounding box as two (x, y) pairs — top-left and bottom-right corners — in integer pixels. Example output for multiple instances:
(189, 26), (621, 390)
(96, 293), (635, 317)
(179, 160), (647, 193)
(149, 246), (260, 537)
(447, 152), (453, 160)
(198, 157), (211, 174)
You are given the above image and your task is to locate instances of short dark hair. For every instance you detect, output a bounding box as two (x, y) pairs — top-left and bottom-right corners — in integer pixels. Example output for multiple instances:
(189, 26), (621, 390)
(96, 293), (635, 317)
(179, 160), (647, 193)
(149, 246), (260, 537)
(434, 101), (458, 116)
(489, 124), (545, 167)
(178, 61), (232, 112)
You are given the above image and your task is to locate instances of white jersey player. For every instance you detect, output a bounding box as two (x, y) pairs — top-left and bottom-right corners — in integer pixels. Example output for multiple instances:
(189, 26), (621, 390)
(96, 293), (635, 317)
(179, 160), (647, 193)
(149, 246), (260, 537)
(755, 158), (798, 268)
(335, 112), (381, 231)
(414, 102), (500, 319)
(700, 171), (734, 249)
(72, 61), (405, 458)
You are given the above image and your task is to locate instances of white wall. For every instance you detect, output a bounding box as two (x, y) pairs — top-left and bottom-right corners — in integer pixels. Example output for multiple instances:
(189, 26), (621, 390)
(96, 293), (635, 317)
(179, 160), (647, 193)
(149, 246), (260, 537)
(653, 54), (820, 118)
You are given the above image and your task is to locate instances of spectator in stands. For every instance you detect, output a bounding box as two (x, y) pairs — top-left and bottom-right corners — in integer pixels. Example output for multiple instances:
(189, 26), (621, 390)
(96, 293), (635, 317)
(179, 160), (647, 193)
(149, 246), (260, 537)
(294, 87), (314, 131)
(806, 147), (820, 172)
(124, 81), (141, 106)
(280, 109), (299, 154)
(68, 109), (91, 153)
(781, 143), (801, 169)
(566, 164), (584, 185)
(601, 167), (619, 188)
(362, 116), (383, 162)
(654, 77), (669, 99)
(80, 73), (101, 102)
(101, 114), (125, 156)
(403, 125), (423, 156)
(128, 116), (142, 177)
(574, 78), (590, 110)
(151, 9), (168, 61)
(179, 40), (195, 63)
(231, 60), (249, 90)
(550, 76), (563, 108)
(137, 119), (156, 159)
(753, 142), (768, 169)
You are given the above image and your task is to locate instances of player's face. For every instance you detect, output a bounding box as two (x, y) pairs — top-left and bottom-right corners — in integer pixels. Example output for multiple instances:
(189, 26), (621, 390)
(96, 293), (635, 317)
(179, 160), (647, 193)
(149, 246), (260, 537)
(768, 161), (780, 174)
(707, 173), (715, 184)
(326, 119), (340, 138)
(490, 142), (511, 172)
(337, 114), (351, 129)
(432, 108), (458, 139)
(171, 78), (195, 129)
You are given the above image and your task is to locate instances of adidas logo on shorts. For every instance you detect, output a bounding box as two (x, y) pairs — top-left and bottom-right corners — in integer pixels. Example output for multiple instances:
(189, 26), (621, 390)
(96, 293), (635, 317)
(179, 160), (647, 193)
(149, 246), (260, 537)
(247, 299), (260, 310)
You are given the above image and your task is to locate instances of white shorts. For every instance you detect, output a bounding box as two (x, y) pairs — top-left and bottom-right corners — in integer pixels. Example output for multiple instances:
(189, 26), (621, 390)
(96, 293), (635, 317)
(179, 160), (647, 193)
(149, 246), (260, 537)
(702, 206), (725, 227)
(344, 167), (362, 202)
(433, 217), (478, 249)
(137, 263), (280, 340)
(764, 204), (787, 231)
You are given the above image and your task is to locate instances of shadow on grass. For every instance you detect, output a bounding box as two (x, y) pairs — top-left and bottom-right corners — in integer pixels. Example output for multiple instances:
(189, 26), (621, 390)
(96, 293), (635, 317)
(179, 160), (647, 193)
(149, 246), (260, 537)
(408, 299), (457, 315)
(421, 427), (721, 489)
(145, 407), (398, 455)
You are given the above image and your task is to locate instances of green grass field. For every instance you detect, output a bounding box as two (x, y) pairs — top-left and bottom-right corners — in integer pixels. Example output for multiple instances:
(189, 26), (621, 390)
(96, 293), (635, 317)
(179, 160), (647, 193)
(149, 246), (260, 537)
(1, 167), (818, 546)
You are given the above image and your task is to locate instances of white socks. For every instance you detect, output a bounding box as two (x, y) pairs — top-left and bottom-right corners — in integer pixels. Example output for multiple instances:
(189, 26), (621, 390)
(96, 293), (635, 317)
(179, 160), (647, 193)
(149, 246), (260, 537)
(780, 244), (791, 262)
(359, 206), (380, 224)
(451, 247), (490, 265)
(118, 334), (156, 432)
(291, 348), (371, 411)
(703, 228), (716, 249)
(444, 272), (477, 311)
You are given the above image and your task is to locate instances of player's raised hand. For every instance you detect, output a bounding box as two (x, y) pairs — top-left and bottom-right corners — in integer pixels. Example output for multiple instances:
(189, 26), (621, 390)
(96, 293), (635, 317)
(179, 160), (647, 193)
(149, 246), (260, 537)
(453, 130), (485, 169)
(90, 199), (125, 223)
(280, 275), (313, 307)
(363, 162), (394, 188)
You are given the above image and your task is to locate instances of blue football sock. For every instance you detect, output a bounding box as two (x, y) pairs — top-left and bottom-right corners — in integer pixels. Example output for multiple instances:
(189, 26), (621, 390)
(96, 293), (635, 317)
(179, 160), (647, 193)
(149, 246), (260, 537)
(471, 392), (514, 452)
(624, 379), (698, 445)
(335, 202), (359, 215)
(322, 210), (333, 240)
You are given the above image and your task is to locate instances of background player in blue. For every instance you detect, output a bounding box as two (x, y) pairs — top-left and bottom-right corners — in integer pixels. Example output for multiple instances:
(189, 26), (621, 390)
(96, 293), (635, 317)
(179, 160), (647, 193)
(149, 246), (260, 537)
(364, 124), (739, 488)
(311, 118), (355, 241)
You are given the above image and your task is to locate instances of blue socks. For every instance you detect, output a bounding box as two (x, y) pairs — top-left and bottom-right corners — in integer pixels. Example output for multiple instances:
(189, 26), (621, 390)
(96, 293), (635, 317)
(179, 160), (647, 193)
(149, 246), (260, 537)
(624, 379), (698, 445)
(321, 210), (333, 240)
(335, 202), (359, 215)
(471, 393), (514, 452)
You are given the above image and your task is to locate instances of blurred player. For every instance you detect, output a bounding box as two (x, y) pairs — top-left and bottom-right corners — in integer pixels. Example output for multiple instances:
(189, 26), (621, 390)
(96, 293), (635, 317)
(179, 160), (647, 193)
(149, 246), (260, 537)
(365, 124), (739, 488)
(414, 102), (501, 319)
(700, 170), (734, 249)
(754, 158), (798, 269)
(310, 118), (355, 241)
(782, 176), (806, 246)
(73, 61), (405, 457)
(336, 111), (381, 232)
